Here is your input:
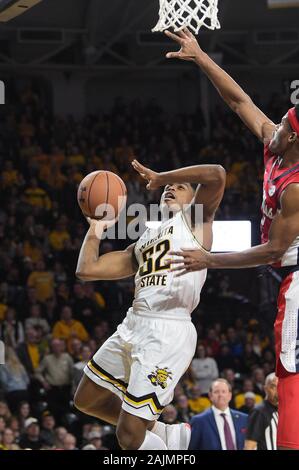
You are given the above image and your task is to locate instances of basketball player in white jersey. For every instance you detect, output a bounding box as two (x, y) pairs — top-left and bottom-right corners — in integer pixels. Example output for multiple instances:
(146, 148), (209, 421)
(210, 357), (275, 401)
(74, 160), (226, 450)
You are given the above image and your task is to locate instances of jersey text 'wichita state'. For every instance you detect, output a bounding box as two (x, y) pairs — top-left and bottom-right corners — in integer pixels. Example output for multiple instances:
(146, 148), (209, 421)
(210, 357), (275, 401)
(131, 211), (207, 320)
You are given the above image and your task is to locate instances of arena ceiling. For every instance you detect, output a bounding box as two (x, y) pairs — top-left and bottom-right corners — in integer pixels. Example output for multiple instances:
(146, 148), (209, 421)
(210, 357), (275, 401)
(0, 0), (298, 70)
(3, 0), (298, 32)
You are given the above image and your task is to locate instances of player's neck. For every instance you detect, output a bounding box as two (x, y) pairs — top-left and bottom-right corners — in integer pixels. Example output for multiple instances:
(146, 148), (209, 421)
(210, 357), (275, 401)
(281, 147), (299, 167)
(160, 206), (178, 221)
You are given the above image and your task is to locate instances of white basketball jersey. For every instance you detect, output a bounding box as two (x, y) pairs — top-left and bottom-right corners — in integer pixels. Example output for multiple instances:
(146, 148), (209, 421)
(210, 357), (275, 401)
(131, 211), (207, 320)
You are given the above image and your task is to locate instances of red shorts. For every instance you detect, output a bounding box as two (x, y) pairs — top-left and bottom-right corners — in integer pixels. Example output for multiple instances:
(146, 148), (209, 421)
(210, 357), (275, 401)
(277, 360), (299, 449)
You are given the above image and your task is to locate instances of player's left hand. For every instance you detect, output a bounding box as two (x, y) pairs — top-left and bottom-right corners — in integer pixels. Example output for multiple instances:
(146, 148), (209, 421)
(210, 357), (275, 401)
(131, 159), (161, 190)
(167, 248), (211, 275)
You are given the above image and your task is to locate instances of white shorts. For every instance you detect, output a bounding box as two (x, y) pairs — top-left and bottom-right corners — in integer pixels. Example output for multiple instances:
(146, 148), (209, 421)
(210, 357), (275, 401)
(84, 309), (197, 421)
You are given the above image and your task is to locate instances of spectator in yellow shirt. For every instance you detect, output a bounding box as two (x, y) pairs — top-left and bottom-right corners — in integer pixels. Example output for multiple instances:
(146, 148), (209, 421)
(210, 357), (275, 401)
(234, 378), (263, 409)
(49, 220), (70, 252)
(27, 260), (54, 302)
(188, 384), (211, 415)
(24, 178), (51, 210)
(83, 283), (106, 310)
(52, 306), (89, 353)
(23, 238), (43, 264)
(0, 302), (8, 322)
(66, 145), (86, 167)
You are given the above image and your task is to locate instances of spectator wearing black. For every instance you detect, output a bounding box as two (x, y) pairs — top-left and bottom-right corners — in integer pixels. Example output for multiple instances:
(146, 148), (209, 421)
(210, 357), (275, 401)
(175, 395), (192, 423)
(216, 344), (236, 372)
(16, 327), (41, 376)
(19, 417), (45, 450)
(92, 321), (110, 349)
(239, 392), (256, 414)
(240, 343), (261, 374)
(252, 368), (266, 397)
(244, 373), (278, 450)
(71, 283), (95, 319)
(40, 411), (56, 447)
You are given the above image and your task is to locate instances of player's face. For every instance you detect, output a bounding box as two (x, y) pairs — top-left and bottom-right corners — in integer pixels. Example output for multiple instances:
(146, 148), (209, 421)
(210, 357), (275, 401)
(269, 114), (293, 155)
(160, 183), (194, 212)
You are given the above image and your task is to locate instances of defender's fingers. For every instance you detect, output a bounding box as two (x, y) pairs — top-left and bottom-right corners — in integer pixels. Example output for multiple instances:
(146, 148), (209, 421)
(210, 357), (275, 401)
(174, 269), (189, 278)
(168, 250), (186, 257)
(167, 259), (185, 266)
(166, 51), (182, 59)
(183, 27), (194, 38)
(169, 264), (187, 272)
(164, 30), (184, 44)
(176, 29), (188, 40)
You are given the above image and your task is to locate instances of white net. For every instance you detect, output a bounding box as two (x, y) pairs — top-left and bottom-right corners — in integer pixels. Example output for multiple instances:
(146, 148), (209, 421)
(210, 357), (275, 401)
(152, 0), (220, 34)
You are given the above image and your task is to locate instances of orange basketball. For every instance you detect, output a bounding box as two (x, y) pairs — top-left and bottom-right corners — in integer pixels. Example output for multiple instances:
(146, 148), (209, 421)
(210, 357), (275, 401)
(77, 171), (127, 220)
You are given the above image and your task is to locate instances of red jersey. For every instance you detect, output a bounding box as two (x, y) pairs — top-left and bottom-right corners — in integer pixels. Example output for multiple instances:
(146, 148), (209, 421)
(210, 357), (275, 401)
(261, 144), (299, 267)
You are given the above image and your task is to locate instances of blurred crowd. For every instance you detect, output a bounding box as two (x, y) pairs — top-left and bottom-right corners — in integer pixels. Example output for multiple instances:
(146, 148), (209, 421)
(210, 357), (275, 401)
(0, 80), (285, 449)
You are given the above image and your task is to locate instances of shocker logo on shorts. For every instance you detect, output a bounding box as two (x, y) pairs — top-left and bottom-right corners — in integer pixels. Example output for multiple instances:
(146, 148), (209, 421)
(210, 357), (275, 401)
(148, 367), (173, 389)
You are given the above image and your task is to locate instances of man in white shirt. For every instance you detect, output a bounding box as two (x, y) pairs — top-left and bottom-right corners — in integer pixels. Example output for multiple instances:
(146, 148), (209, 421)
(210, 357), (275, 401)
(189, 379), (248, 450)
(191, 344), (219, 395)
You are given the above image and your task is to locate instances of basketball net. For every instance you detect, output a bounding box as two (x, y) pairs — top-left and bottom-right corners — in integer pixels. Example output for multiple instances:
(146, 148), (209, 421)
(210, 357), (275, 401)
(152, 0), (220, 34)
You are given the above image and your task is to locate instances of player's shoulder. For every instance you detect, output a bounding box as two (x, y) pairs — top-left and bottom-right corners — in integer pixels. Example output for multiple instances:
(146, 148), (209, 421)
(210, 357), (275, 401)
(280, 181), (299, 208)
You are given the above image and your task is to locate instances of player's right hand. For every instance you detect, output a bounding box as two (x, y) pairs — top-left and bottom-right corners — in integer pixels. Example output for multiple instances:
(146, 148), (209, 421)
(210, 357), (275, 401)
(165, 28), (203, 62)
(86, 216), (118, 233)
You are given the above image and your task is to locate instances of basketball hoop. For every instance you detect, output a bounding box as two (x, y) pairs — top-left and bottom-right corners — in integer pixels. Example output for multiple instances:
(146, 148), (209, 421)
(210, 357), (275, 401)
(152, 0), (220, 34)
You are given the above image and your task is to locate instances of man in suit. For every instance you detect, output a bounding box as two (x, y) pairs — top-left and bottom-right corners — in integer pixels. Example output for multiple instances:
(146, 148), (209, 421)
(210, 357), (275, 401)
(189, 378), (248, 450)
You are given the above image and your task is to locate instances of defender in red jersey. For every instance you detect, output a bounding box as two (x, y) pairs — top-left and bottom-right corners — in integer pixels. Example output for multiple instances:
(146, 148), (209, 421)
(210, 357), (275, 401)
(164, 28), (299, 450)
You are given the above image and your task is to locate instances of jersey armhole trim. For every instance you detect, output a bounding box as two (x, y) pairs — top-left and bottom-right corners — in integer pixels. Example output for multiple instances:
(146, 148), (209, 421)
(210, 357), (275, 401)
(180, 210), (211, 254)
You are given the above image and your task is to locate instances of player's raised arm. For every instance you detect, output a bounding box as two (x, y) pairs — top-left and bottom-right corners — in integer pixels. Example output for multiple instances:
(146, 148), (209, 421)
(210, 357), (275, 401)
(131, 159), (226, 221)
(75, 219), (137, 281)
(165, 28), (275, 143)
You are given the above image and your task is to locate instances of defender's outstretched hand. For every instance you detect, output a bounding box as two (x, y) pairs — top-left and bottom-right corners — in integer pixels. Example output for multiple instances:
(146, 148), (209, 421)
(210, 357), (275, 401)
(165, 28), (203, 62)
(131, 159), (161, 190)
(167, 248), (211, 276)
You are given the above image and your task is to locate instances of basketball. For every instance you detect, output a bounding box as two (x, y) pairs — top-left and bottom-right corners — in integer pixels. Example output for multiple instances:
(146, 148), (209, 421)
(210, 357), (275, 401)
(77, 171), (127, 220)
